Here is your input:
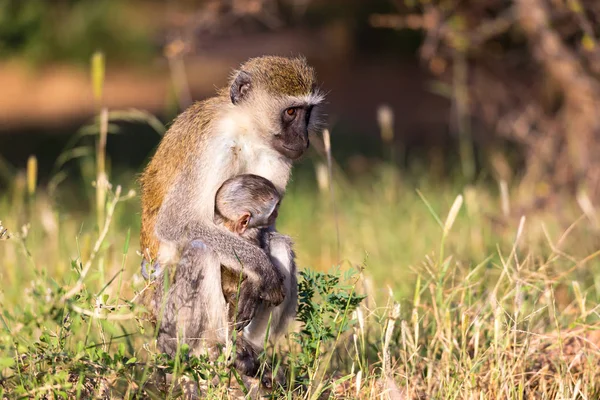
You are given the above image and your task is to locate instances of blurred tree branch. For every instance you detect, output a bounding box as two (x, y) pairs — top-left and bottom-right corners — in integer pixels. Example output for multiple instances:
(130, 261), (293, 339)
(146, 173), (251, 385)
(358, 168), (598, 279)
(373, 0), (600, 207)
(164, 0), (316, 50)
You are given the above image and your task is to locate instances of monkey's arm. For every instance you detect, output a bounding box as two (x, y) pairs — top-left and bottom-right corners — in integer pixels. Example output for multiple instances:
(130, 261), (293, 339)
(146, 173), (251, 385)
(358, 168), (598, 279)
(153, 163), (286, 306)
(185, 222), (286, 307)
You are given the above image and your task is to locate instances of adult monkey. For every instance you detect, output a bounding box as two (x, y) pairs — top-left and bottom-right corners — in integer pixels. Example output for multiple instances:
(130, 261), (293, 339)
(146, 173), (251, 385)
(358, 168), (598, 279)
(139, 56), (323, 364)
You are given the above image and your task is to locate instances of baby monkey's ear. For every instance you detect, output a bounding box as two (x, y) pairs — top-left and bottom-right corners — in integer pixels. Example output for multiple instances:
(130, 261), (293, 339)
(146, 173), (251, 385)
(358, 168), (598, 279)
(235, 212), (252, 235)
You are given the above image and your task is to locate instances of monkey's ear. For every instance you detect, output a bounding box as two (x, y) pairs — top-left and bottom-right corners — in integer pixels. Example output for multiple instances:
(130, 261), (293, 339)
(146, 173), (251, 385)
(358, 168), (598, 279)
(235, 212), (251, 234)
(230, 71), (252, 105)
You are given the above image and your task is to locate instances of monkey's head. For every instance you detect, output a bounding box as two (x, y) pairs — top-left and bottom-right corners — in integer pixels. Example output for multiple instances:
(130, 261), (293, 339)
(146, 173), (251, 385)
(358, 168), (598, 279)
(228, 56), (324, 160)
(215, 174), (281, 235)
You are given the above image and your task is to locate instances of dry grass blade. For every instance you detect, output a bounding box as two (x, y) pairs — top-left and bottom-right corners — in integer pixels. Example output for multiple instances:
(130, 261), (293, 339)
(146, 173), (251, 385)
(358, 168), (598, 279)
(26, 155), (37, 197)
(96, 108), (109, 230)
(443, 194), (463, 236)
(91, 51), (105, 106)
(322, 129), (341, 261)
(60, 186), (133, 302)
(383, 302), (401, 378)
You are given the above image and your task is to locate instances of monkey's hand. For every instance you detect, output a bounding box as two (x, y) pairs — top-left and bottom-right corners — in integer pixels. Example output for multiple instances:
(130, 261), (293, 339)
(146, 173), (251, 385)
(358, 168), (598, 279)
(187, 223), (286, 305)
(230, 271), (285, 330)
(225, 268), (283, 330)
(257, 264), (286, 306)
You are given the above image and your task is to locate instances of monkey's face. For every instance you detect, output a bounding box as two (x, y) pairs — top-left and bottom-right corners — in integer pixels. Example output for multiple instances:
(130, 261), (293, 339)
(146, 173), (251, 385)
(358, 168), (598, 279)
(271, 105), (313, 160)
(229, 56), (325, 161)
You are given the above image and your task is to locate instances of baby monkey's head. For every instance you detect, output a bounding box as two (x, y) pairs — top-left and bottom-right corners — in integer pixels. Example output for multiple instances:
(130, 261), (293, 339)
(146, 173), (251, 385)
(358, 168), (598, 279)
(215, 174), (281, 236)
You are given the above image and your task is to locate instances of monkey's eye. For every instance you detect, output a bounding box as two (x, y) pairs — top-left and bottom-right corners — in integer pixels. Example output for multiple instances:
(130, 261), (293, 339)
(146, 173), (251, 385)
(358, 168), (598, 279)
(284, 108), (298, 121)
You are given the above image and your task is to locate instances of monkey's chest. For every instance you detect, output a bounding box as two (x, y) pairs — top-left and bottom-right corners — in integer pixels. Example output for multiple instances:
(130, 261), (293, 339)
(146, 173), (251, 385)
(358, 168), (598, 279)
(228, 143), (286, 182)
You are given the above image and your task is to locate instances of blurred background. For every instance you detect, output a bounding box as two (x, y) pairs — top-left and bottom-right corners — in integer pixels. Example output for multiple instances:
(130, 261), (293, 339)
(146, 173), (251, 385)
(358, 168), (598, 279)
(1, 0), (600, 301)
(0, 0), (451, 172)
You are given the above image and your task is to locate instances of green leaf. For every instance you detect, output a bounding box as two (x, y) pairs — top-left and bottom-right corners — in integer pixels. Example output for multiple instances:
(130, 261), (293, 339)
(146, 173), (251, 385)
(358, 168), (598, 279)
(117, 342), (125, 358)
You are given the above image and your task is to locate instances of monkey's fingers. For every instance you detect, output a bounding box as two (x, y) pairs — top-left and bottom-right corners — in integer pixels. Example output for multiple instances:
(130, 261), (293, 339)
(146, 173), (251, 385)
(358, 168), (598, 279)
(259, 290), (285, 307)
(233, 308), (254, 330)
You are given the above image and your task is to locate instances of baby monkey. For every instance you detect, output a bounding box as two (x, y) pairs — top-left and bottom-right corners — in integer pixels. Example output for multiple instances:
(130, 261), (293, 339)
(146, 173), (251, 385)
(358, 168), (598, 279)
(214, 174), (298, 388)
(214, 174), (281, 323)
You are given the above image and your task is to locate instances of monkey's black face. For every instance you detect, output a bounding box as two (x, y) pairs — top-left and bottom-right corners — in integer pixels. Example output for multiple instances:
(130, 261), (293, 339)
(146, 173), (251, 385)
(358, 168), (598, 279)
(272, 105), (313, 160)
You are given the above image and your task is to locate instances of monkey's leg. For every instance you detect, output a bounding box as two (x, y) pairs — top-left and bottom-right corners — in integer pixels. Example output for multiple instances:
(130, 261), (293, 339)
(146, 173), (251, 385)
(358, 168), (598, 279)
(220, 265), (256, 330)
(156, 240), (229, 356)
(243, 232), (298, 348)
(266, 232), (298, 338)
(229, 278), (263, 331)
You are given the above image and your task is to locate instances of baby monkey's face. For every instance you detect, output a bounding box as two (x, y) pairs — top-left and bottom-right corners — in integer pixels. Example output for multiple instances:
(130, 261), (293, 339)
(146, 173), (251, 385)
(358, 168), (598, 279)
(214, 174), (282, 236)
(229, 198), (280, 236)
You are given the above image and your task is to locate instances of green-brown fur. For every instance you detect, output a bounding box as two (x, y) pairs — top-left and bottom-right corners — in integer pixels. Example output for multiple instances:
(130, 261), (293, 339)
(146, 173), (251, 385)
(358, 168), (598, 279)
(234, 56), (316, 97)
(139, 97), (224, 259)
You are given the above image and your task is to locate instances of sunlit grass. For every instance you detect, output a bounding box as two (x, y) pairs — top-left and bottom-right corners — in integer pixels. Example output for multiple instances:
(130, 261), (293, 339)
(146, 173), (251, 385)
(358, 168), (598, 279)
(1, 94), (600, 397)
(2, 149), (600, 398)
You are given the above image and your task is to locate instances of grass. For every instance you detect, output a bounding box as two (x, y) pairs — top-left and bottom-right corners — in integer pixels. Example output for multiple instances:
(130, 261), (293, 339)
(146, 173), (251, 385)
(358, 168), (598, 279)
(2, 107), (600, 398)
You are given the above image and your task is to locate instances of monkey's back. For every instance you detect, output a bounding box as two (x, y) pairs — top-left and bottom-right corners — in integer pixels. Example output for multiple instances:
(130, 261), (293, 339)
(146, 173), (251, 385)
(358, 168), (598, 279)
(139, 98), (224, 260)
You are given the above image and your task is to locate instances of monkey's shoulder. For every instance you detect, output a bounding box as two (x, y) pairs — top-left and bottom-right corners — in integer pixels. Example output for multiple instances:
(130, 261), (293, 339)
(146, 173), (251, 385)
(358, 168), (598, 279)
(165, 97), (226, 140)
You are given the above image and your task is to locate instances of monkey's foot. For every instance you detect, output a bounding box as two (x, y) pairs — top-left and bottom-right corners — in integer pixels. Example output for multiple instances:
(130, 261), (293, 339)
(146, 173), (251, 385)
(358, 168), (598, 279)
(258, 364), (286, 391)
(232, 337), (286, 391)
